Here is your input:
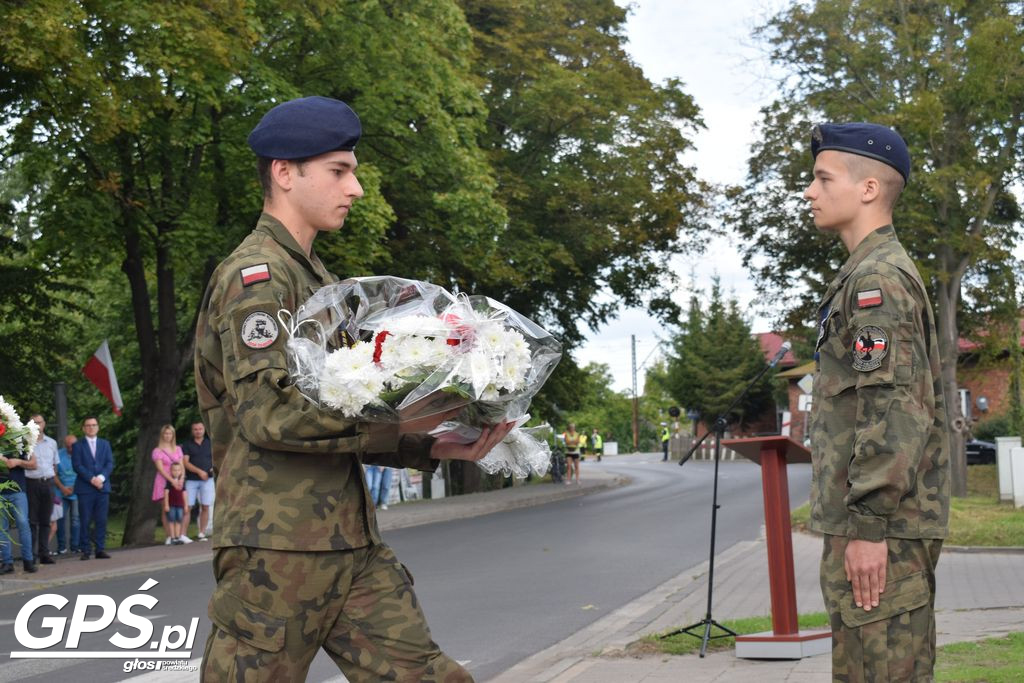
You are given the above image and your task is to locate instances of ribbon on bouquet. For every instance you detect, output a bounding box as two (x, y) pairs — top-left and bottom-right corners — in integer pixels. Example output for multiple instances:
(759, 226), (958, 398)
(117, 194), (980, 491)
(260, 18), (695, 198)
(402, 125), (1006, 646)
(278, 307), (329, 406)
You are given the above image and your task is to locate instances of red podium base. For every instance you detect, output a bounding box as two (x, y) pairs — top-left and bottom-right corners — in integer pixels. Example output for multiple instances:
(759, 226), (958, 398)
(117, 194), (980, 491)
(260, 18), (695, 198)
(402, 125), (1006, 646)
(735, 629), (831, 659)
(722, 436), (831, 660)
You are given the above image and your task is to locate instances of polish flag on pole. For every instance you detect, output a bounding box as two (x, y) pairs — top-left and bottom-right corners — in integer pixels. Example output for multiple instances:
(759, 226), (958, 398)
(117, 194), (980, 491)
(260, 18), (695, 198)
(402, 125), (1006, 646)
(82, 340), (123, 416)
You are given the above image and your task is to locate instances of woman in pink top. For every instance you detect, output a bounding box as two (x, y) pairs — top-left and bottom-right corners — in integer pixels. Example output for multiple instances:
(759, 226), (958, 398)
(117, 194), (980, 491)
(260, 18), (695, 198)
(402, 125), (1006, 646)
(151, 424), (189, 544)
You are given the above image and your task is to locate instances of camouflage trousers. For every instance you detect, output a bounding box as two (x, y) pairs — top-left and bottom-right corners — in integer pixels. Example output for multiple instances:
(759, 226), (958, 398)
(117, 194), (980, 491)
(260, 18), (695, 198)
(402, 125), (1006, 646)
(201, 543), (472, 682)
(821, 534), (943, 683)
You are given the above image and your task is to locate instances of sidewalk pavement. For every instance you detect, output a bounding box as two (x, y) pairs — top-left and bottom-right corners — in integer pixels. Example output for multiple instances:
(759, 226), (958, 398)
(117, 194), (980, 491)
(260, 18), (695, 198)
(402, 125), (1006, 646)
(2, 467), (1022, 683)
(491, 531), (1024, 683)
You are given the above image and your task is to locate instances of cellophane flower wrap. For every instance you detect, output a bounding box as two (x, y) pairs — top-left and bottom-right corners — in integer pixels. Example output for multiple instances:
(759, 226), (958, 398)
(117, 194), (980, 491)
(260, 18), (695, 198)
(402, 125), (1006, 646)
(281, 276), (562, 478)
(0, 395), (40, 472)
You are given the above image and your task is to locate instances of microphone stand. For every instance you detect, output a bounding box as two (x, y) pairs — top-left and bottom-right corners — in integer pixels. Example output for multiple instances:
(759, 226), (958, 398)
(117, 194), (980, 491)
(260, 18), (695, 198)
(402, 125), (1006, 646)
(660, 348), (786, 657)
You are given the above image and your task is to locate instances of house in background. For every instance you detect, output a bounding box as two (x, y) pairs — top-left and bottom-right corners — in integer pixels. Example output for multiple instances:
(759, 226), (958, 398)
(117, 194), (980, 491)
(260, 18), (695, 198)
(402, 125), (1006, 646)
(955, 320), (1024, 429)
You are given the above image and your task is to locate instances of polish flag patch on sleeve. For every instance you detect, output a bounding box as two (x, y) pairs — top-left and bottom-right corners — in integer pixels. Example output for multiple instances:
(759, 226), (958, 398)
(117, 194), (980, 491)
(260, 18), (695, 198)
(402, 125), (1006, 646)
(856, 288), (883, 308)
(240, 263), (271, 287)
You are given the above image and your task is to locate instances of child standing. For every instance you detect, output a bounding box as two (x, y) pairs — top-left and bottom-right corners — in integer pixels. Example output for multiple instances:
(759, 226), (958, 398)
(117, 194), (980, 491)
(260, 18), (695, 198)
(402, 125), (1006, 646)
(163, 462), (187, 545)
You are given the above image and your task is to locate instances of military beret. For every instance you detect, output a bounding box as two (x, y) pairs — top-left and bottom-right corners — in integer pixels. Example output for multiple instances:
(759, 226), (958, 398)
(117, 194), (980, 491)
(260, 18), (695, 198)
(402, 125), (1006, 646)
(248, 96), (361, 160)
(811, 122), (910, 182)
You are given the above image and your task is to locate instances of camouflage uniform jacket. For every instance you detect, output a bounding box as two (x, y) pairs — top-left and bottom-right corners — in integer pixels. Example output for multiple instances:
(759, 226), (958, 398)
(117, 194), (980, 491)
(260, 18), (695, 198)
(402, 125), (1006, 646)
(195, 212), (438, 552)
(809, 225), (949, 542)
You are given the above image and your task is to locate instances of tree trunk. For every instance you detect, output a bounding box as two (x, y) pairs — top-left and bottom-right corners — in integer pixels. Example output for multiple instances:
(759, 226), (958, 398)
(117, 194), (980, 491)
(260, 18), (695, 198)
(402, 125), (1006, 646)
(936, 274), (967, 498)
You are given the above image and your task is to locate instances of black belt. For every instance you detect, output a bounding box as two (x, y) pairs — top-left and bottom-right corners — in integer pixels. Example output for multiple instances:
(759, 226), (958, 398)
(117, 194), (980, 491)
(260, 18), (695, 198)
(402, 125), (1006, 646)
(28, 477), (53, 483)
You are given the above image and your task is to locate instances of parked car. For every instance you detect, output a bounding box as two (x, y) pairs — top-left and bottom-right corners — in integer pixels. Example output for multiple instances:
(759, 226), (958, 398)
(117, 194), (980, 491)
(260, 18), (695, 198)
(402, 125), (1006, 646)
(966, 439), (996, 465)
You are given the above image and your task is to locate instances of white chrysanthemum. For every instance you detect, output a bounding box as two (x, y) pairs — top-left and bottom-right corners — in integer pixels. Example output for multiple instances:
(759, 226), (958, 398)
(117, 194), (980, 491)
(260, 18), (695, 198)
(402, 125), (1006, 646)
(0, 394), (37, 456)
(496, 356), (528, 392)
(505, 330), (530, 357)
(319, 368), (387, 417)
(384, 315), (451, 338)
(389, 335), (433, 369)
(456, 349), (500, 397)
(324, 342), (375, 373)
(475, 321), (506, 353)
(426, 337), (454, 366)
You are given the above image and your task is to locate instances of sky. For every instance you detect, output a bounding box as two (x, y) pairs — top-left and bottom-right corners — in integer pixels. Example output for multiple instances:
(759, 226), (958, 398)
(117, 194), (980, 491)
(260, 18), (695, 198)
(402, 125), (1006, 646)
(574, 1), (789, 393)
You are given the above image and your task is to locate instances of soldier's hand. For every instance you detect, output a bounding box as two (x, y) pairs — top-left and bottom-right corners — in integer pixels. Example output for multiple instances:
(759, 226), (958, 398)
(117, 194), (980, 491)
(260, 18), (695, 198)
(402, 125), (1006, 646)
(430, 421), (515, 462)
(845, 539), (888, 611)
(398, 407), (465, 435)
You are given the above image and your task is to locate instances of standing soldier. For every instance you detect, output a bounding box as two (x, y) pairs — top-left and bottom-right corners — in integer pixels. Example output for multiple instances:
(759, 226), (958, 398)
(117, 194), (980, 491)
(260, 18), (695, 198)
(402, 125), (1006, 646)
(805, 122), (949, 681)
(195, 96), (512, 682)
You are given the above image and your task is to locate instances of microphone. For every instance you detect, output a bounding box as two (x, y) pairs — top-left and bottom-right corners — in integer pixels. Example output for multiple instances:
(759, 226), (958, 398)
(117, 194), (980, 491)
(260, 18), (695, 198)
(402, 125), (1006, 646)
(768, 341), (791, 368)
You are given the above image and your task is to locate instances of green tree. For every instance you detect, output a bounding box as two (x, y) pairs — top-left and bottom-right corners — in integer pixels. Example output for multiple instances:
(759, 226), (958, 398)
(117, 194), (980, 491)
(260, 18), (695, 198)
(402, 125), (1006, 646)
(0, 0), (502, 541)
(561, 362), (642, 451)
(734, 0), (1024, 495)
(458, 0), (710, 346)
(662, 280), (776, 431)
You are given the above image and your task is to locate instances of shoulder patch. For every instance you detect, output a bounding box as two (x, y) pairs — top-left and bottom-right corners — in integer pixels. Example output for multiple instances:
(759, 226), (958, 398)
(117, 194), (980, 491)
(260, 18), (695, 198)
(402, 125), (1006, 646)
(241, 311), (279, 349)
(240, 263), (271, 287)
(856, 288), (883, 308)
(852, 325), (888, 371)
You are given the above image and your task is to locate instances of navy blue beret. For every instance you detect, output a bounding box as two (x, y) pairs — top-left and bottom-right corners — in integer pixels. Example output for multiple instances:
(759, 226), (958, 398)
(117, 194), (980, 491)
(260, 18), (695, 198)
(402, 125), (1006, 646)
(248, 96), (361, 160)
(811, 122), (910, 182)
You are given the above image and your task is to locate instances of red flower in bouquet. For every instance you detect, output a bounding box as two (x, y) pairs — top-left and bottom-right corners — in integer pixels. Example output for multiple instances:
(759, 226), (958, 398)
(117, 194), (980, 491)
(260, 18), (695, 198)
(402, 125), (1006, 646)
(372, 330), (391, 365)
(0, 422), (5, 437)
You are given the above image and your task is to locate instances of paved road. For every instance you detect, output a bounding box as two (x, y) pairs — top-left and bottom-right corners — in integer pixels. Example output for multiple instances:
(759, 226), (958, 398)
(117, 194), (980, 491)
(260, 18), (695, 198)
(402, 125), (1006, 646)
(0, 452), (812, 682)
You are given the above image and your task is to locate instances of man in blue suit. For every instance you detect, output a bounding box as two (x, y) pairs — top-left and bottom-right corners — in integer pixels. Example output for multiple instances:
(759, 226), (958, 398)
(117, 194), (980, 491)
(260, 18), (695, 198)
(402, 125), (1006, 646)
(71, 416), (113, 560)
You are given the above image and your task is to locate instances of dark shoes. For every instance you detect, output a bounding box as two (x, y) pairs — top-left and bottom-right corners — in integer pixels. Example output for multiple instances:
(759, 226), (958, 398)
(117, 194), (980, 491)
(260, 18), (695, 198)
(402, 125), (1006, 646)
(80, 553), (90, 561)
(0, 563), (13, 574)
(95, 551), (111, 559)
(23, 561), (37, 573)
(39, 556), (55, 565)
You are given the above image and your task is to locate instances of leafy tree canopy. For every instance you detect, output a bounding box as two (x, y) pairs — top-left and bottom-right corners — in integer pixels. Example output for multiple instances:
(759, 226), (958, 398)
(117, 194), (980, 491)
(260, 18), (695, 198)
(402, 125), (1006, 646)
(661, 278), (775, 430)
(732, 0), (1024, 494)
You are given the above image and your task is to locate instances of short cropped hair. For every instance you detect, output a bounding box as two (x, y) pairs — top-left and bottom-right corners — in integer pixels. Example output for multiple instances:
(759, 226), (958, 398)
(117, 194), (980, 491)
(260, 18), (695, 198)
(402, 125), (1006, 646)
(843, 154), (905, 211)
(257, 157), (310, 199)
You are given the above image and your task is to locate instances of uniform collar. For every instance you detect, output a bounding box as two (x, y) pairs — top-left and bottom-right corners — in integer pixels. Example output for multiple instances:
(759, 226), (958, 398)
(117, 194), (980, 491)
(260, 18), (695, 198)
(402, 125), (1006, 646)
(254, 212), (332, 284)
(821, 225), (898, 305)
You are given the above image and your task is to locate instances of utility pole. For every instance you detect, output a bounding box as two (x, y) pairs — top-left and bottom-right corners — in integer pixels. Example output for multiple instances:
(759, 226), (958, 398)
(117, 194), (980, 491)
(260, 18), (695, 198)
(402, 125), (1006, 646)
(631, 334), (639, 452)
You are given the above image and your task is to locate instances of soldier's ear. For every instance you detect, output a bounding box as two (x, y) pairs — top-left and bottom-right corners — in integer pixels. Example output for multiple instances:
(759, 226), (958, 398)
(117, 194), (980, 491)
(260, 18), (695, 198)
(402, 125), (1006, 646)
(860, 176), (882, 205)
(270, 159), (294, 193)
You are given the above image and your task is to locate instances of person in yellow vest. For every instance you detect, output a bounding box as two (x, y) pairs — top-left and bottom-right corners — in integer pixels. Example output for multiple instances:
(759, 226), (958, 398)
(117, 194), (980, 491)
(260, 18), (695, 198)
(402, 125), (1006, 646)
(661, 423), (671, 461)
(592, 429), (603, 462)
(578, 431), (588, 461)
(562, 423), (581, 484)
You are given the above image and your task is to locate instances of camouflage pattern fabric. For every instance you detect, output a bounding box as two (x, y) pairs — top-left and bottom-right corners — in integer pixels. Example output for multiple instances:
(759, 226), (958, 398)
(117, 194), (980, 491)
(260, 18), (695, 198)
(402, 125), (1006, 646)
(810, 224), (950, 679)
(809, 225), (949, 542)
(194, 213), (438, 552)
(202, 544), (472, 682)
(821, 534), (942, 683)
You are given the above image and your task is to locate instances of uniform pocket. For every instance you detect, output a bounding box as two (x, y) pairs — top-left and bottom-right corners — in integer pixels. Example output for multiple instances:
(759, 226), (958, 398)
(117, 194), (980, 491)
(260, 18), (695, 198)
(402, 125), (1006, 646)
(839, 570), (930, 628)
(208, 588), (287, 653)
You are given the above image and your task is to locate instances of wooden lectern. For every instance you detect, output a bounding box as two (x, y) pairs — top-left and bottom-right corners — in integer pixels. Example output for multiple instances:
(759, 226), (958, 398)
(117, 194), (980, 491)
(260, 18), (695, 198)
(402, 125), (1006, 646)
(721, 436), (831, 659)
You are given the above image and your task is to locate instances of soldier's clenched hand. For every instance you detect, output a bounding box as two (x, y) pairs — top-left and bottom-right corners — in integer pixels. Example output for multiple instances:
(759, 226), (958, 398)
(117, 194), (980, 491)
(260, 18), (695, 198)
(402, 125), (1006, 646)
(845, 539), (887, 611)
(429, 421), (515, 462)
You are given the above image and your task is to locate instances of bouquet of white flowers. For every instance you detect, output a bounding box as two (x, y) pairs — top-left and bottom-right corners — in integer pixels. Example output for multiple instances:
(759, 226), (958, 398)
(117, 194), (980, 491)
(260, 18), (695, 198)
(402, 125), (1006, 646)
(0, 395), (40, 470)
(280, 276), (562, 477)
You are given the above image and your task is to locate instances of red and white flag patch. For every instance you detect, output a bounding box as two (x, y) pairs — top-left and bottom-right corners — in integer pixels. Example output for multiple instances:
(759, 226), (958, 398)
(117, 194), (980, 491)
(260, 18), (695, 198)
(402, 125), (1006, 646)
(856, 288), (883, 308)
(240, 263), (271, 287)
